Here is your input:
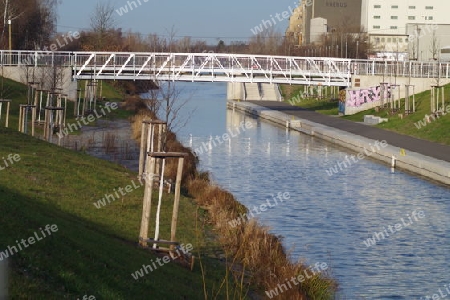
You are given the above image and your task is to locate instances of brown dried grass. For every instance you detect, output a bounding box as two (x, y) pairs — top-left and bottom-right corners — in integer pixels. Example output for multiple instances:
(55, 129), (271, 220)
(130, 98), (337, 299)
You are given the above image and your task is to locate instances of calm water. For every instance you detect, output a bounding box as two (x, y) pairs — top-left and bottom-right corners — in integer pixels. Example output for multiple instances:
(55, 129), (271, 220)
(170, 82), (449, 300)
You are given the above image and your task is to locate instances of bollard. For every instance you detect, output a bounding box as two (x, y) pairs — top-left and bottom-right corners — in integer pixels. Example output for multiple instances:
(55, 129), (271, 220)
(391, 155), (396, 168)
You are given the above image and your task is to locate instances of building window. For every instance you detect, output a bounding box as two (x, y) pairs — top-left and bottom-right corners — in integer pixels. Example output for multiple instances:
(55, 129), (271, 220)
(373, 25), (380, 29)
(391, 5), (398, 9)
(409, 6), (416, 9)
(426, 16), (434, 20)
(425, 6), (433, 10)
(375, 38), (380, 43)
(374, 16), (381, 19)
(374, 5), (381, 8)
(387, 38), (391, 42)
(399, 38), (403, 43)
(391, 16), (398, 19)
(393, 38), (397, 42)
(381, 38), (385, 42)
(408, 16), (415, 20)
(390, 26), (398, 29)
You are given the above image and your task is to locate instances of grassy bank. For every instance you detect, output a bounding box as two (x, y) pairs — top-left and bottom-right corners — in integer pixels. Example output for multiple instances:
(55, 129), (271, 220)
(0, 78), (133, 133)
(0, 76), (338, 299)
(0, 125), (240, 299)
(281, 85), (340, 115)
(342, 85), (450, 145)
(0, 79), (243, 298)
(281, 83), (450, 145)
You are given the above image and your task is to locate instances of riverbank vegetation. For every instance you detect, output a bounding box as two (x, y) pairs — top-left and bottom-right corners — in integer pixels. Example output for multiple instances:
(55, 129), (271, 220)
(0, 77), (337, 298)
(130, 98), (338, 299)
(0, 80), (236, 298)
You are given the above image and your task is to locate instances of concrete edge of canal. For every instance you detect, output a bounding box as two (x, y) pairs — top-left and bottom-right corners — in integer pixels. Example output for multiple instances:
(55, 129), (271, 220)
(227, 100), (450, 186)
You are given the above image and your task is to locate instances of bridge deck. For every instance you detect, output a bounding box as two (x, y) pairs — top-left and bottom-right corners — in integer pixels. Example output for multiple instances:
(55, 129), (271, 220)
(1, 51), (449, 86)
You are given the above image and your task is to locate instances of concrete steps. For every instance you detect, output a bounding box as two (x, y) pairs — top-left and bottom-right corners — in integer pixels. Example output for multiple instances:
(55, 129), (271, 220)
(244, 83), (261, 100)
(261, 84), (279, 101)
(243, 83), (281, 101)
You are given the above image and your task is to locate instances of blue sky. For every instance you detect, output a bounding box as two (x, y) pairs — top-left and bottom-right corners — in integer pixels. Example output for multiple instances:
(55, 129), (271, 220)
(57, 0), (300, 43)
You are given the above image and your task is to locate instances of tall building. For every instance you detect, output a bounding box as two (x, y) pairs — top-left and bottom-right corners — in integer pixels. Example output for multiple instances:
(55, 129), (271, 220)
(291, 0), (450, 60)
(285, 1), (304, 46)
(304, 0), (363, 45)
(362, 0), (450, 60)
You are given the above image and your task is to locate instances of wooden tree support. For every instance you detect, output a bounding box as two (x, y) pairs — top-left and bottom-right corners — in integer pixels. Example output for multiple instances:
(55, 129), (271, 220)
(138, 120), (167, 180)
(389, 84), (401, 110)
(35, 89), (48, 125)
(380, 82), (389, 108)
(405, 84), (415, 114)
(44, 107), (64, 144)
(75, 88), (82, 117)
(0, 99), (11, 128)
(139, 152), (188, 256)
(85, 80), (99, 114)
(18, 105), (36, 136)
(27, 82), (40, 105)
(430, 85), (444, 114)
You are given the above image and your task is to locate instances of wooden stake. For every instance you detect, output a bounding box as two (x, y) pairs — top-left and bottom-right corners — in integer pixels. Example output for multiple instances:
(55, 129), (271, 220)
(170, 157), (184, 250)
(139, 155), (156, 247)
(153, 158), (166, 248)
(138, 122), (147, 177)
(5, 101), (9, 127)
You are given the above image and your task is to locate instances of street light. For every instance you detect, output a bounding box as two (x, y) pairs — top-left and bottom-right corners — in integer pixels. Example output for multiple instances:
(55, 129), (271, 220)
(345, 35), (348, 58)
(356, 40), (359, 59)
(8, 19), (11, 52)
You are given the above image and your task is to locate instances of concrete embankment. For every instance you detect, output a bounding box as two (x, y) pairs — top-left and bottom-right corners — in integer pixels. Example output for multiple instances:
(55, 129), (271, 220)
(227, 100), (450, 186)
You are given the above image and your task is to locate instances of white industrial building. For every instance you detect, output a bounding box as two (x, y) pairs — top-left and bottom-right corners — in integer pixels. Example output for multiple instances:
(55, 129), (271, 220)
(290, 0), (450, 60)
(362, 0), (450, 60)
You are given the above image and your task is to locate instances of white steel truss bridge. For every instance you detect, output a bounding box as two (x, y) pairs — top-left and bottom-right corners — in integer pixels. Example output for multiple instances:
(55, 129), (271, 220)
(2, 51), (450, 87)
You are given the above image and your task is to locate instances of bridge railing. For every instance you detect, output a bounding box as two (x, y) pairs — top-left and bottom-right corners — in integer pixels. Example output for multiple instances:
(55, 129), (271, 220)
(68, 52), (353, 85)
(352, 59), (450, 79)
(0, 50), (448, 83)
(0, 50), (74, 67)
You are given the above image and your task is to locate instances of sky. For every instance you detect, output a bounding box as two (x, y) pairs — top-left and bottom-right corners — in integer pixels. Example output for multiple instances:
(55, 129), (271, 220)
(57, 0), (300, 44)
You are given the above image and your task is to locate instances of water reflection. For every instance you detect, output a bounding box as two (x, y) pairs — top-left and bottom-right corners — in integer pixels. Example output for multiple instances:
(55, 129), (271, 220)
(175, 82), (450, 299)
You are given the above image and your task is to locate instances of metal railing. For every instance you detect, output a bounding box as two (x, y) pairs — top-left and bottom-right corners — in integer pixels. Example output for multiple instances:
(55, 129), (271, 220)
(0, 50), (448, 85)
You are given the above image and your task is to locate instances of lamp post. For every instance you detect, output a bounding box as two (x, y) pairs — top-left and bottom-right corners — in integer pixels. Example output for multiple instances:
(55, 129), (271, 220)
(8, 19), (11, 52)
(8, 19), (11, 65)
(356, 40), (359, 59)
(345, 34), (348, 58)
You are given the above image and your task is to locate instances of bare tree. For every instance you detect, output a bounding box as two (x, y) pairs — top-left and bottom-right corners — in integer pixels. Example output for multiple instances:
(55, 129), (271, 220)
(176, 36), (192, 53)
(90, 1), (116, 50)
(249, 27), (284, 55)
(429, 30), (440, 61)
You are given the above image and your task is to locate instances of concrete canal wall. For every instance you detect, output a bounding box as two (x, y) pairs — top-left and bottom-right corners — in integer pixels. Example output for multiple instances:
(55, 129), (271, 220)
(228, 100), (450, 186)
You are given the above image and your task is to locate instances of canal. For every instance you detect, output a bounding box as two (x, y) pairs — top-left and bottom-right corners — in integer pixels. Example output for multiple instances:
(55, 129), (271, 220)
(166, 82), (450, 299)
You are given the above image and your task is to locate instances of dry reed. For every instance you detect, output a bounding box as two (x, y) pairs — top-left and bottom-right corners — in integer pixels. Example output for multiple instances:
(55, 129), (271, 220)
(129, 97), (337, 299)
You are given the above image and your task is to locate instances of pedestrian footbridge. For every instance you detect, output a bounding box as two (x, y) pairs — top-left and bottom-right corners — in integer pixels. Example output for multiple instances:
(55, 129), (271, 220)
(2, 50), (450, 96)
(2, 50), (354, 86)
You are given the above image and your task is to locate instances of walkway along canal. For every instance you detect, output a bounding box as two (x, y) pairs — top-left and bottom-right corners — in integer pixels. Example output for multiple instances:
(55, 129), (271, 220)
(165, 82), (449, 299)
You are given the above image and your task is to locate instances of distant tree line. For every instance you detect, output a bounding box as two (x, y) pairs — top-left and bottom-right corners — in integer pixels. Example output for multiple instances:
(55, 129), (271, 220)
(1, 1), (369, 58)
(0, 0), (57, 49)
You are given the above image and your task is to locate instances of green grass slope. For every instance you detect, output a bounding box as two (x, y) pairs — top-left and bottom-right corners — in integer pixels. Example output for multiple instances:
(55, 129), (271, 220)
(0, 124), (233, 299)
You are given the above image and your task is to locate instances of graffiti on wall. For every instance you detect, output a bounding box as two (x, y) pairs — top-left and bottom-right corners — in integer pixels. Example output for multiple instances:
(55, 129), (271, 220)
(346, 85), (391, 107)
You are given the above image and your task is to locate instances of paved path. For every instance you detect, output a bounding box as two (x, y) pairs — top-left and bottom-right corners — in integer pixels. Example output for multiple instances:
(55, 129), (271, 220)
(249, 101), (450, 163)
